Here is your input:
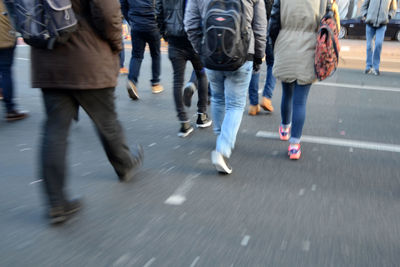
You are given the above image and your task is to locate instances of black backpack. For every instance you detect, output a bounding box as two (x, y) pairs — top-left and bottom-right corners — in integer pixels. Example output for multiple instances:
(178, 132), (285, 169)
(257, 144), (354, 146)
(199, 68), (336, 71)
(5, 0), (78, 49)
(201, 0), (250, 71)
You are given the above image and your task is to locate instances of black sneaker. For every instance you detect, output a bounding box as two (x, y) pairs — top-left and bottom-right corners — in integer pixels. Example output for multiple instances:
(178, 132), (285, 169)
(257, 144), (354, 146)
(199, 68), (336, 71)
(196, 113), (212, 128)
(364, 68), (372, 74)
(211, 150), (232, 174)
(127, 80), (139, 100)
(119, 144), (144, 182)
(178, 122), (194, 137)
(183, 82), (196, 107)
(6, 110), (28, 122)
(49, 199), (82, 225)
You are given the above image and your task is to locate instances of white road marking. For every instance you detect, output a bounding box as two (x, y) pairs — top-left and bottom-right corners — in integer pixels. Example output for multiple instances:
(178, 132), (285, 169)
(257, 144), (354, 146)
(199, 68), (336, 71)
(164, 173), (200, 205)
(143, 258), (156, 267)
(311, 184), (317, 191)
(302, 240), (311, 252)
(113, 253), (130, 267)
(241, 235), (251, 246)
(256, 131), (400, 153)
(72, 163), (82, 167)
(162, 166), (175, 174)
(280, 240), (288, 250)
(16, 57), (29, 61)
(298, 189), (305, 196)
(190, 257), (200, 267)
(315, 82), (400, 92)
(29, 179), (43, 185)
(148, 143), (156, 147)
(19, 148), (31, 152)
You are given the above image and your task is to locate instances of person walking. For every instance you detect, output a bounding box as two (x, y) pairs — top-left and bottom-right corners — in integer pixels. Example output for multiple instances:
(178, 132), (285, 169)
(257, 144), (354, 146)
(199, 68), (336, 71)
(269, 0), (327, 160)
(31, 0), (144, 224)
(0, 1), (28, 122)
(156, 0), (212, 137)
(248, 0), (275, 116)
(120, 0), (164, 99)
(185, 0), (267, 173)
(361, 0), (397, 76)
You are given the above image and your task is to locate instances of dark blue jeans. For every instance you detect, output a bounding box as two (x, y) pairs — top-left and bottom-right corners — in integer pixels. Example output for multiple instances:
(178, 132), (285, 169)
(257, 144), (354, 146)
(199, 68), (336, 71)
(281, 81), (311, 144)
(129, 30), (161, 85)
(0, 45), (16, 113)
(248, 42), (276, 105)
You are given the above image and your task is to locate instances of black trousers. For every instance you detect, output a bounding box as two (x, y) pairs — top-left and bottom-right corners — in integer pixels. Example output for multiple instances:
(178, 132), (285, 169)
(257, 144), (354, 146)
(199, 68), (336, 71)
(168, 44), (208, 122)
(40, 88), (135, 207)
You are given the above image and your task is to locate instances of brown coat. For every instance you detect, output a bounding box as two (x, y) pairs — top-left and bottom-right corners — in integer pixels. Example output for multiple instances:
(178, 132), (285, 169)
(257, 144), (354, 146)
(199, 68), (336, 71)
(0, 1), (16, 49)
(31, 0), (123, 90)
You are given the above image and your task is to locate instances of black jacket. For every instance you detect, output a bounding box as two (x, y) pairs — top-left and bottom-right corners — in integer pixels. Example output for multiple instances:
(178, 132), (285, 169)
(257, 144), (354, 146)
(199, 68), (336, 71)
(265, 0), (273, 20)
(120, 0), (158, 32)
(156, 0), (191, 47)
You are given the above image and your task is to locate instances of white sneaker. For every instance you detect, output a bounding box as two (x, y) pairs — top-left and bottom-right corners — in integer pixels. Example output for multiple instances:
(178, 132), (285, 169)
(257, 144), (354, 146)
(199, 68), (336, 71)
(211, 150), (232, 174)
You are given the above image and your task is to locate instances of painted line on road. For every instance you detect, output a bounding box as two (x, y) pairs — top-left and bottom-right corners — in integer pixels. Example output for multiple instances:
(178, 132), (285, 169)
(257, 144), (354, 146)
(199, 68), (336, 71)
(190, 257), (200, 267)
(316, 82), (400, 92)
(241, 235), (251, 246)
(164, 173), (200, 206)
(256, 131), (400, 153)
(29, 179), (43, 185)
(143, 258), (156, 267)
(16, 57), (29, 61)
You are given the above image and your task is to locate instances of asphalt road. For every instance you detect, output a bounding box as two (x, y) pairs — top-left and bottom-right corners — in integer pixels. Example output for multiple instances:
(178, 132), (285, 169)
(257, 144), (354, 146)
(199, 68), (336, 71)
(1, 41), (400, 267)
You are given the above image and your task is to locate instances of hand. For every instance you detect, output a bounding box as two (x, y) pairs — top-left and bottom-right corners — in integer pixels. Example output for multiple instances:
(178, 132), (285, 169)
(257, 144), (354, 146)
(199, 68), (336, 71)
(253, 57), (262, 72)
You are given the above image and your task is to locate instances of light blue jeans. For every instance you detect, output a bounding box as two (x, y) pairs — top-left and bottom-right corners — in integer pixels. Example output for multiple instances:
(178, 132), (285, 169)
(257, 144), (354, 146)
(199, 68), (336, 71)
(366, 24), (387, 71)
(206, 61), (253, 158)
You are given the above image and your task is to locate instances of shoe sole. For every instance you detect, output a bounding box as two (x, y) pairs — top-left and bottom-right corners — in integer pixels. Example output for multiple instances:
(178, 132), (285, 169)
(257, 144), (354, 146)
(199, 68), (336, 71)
(183, 85), (194, 107)
(152, 87), (164, 94)
(211, 151), (232, 174)
(196, 120), (212, 128)
(177, 127), (194, 138)
(6, 115), (28, 122)
(127, 81), (139, 100)
(260, 104), (274, 112)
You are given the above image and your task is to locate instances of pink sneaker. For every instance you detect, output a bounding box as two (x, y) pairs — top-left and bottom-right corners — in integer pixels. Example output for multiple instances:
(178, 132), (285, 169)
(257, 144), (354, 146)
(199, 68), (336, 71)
(279, 125), (290, 141)
(288, 144), (301, 160)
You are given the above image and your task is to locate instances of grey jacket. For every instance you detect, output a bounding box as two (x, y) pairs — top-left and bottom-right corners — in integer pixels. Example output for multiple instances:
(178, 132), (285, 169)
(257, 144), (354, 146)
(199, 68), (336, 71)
(184, 0), (267, 61)
(361, 0), (397, 27)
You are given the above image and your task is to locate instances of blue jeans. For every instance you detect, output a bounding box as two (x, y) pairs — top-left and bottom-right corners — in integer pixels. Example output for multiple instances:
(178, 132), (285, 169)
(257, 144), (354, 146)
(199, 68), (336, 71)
(129, 30), (161, 85)
(366, 24), (387, 71)
(0, 45), (16, 113)
(281, 81), (311, 144)
(248, 42), (276, 105)
(206, 61), (253, 158)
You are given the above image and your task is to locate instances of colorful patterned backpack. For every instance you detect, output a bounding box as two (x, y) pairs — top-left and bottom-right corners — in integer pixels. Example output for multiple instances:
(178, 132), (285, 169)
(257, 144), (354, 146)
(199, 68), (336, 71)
(314, 5), (340, 81)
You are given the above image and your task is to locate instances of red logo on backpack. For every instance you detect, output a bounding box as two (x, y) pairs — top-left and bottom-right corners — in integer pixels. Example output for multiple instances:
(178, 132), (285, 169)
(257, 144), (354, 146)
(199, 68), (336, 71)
(314, 12), (340, 81)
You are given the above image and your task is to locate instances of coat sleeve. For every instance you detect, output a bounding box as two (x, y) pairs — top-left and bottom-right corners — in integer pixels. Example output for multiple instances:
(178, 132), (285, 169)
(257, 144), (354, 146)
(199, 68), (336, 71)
(90, 0), (123, 53)
(155, 0), (165, 38)
(360, 0), (370, 18)
(389, 0), (397, 19)
(267, 0), (280, 48)
(184, 0), (203, 54)
(119, 0), (129, 23)
(252, 0), (267, 60)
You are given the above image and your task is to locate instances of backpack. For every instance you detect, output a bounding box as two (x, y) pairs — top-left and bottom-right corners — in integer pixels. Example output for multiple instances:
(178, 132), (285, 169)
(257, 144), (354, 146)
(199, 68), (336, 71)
(201, 0), (250, 71)
(314, 5), (340, 81)
(5, 0), (78, 49)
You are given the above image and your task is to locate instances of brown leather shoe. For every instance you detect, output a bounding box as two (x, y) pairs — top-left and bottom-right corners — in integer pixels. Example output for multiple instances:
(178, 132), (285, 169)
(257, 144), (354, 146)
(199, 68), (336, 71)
(151, 84), (164, 94)
(260, 97), (274, 112)
(6, 110), (28, 122)
(248, 104), (261, 116)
